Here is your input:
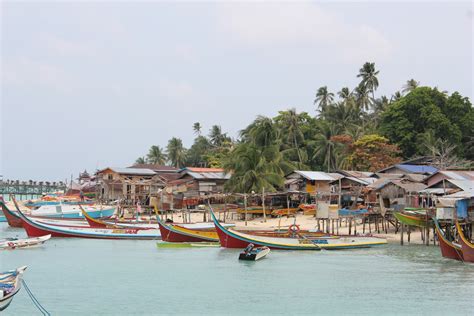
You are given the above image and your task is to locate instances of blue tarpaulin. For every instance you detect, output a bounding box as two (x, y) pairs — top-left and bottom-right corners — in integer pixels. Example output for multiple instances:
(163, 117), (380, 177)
(456, 199), (468, 218)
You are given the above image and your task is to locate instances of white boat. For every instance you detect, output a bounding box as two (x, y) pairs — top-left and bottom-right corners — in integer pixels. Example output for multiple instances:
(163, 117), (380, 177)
(0, 235), (51, 250)
(0, 266), (27, 311)
(239, 244), (270, 261)
(30, 204), (115, 219)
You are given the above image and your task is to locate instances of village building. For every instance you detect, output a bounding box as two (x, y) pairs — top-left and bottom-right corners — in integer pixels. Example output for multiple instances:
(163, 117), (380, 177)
(368, 179), (427, 209)
(424, 170), (474, 187)
(285, 171), (342, 194)
(165, 167), (231, 198)
(377, 164), (438, 175)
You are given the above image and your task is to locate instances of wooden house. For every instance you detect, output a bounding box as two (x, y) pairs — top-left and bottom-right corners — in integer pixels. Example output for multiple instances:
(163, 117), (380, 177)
(285, 171), (340, 194)
(165, 167), (231, 198)
(369, 179), (427, 209)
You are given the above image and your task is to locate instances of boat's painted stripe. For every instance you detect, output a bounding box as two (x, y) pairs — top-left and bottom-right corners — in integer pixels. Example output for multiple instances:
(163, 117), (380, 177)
(157, 217), (217, 241)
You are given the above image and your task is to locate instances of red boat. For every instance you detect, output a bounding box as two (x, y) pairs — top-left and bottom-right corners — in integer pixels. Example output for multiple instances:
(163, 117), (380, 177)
(433, 219), (463, 261)
(455, 221), (474, 263)
(157, 216), (219, 243)
(0, 201), (23, 228)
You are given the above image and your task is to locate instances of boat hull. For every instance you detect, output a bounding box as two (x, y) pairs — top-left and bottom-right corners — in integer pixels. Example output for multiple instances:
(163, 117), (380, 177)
(0, 266), (27, 311)
(394, 212), (430, 228)
(0, 202), (23, 228)
(157, 217), (218, 242)
(455, 221), (474, 263)
(17, 211), (161, 240)
(434, 219), (463, 261)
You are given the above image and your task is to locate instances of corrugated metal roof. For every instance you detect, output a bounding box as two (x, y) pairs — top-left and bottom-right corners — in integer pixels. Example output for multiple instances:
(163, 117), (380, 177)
(328, 173), (345, 180)
(293, 171), (335, 181)
(396, 164), (438, 174)
(186, 171), (231, 180)
(439, 171), (474, 180)
(446, 179), (474, 192)
(110, 168), (156, 176)
(419, 188), (456, 194)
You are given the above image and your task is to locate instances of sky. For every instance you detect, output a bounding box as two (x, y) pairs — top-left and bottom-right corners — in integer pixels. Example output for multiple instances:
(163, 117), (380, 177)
(1, 1), (473, 181)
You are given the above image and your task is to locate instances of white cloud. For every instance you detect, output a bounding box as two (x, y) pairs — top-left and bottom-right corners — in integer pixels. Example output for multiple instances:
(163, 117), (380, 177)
(217, 3), (392, 63)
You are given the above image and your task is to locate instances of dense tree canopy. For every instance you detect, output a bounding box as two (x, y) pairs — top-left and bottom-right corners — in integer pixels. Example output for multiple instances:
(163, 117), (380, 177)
(134, 62), (472, 192)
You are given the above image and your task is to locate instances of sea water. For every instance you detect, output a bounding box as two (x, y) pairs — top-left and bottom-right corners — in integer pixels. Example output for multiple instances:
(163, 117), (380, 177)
(1, 223), (473, 315)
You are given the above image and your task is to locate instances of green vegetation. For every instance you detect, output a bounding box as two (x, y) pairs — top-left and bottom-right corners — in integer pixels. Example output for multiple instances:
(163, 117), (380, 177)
(135, 62), (473, 192)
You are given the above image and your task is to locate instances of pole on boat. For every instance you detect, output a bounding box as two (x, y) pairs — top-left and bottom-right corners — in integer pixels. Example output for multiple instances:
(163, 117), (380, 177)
(244, 193), (248, 226)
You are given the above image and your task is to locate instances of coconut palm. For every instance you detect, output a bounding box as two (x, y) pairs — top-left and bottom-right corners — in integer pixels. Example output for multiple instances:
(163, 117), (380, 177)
(135, 156), (146, 164)
(245, 115), (279, 147)
(357, 62), (380, 99)
(209, 125), (228, 147)
(310, 121), (342, 172)
(147, 145), (167, 165)
(274, 108), (306, 165)
(166, 137), (187, 168)
(314, 86), (334, 113)
(338, 87), (352, 102)
(354, 83), (372, 111)
(193, 122), (202, 136)
(402, 79), (420, 94)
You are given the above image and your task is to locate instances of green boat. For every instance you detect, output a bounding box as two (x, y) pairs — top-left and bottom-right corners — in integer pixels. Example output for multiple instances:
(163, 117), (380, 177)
(156, 242), (220, 249)
(393, 211), (431, 228)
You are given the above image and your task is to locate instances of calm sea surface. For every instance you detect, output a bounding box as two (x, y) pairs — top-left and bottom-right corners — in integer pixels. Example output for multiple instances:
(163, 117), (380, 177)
(1, 223), (473, 315)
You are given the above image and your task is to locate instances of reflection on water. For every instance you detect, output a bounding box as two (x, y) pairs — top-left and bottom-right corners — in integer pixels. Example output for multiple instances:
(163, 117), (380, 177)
(1, 223), (474, 315)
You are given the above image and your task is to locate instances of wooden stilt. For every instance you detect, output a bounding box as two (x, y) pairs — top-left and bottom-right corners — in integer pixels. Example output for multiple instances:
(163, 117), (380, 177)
(400, 223), (404, 246)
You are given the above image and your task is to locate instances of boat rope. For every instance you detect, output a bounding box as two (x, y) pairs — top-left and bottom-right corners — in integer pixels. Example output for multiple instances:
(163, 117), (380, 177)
(21, 279), (50, 315)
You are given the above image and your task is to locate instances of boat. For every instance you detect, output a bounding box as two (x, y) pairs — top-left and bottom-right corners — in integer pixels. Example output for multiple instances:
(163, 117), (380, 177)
(210, 205), (386, 250)
(156, 242), (220, 248)
(0, 201), (23, 228)
(210, 206), (321, 250)
(30, 204), (115, 219)
(455, 221), (474, 262)
(17, 210), (162, 240)
(239, 244), (270, 261)
(0, 266), (27, 311)
(393, 210), (431, 228)
(433, 218), (463, 261)
(156, 215), (220, 242)
(0, 235), (51, 250)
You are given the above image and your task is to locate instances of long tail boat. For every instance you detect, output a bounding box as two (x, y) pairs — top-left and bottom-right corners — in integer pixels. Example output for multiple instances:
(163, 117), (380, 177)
(0, 235), (51, 250)
(0, 266), (27, 311)
(433, 218), (463, 261)
(17, 210), (162, 240)
(157, 216), (219, 242)
(393, 210), (431, 228)
(455, 221), (474, 262)
(0, 202), (23, 228)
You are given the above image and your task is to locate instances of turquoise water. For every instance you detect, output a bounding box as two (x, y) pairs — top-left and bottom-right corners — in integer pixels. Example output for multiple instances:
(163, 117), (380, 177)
(1, 223), (473, 315)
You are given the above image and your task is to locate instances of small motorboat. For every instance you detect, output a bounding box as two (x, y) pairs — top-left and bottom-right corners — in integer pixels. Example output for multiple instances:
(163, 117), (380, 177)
(239, 243), (270, 261)
(0, 235), (51, 250)
(0, 266), (27, 311)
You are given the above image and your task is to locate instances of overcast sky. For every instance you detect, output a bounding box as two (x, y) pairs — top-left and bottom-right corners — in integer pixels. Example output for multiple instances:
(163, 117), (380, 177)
(1, 1), (472, 181)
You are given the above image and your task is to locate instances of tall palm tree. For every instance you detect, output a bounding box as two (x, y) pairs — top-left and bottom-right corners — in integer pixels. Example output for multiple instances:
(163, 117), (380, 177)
(354, 83), (372, 111)
(338, 87), (352, 102)
(310, 121), (341, 172)
(209, 125), (226, 147)
(391, 91), (402, 102)
(246, 116), (279, 147)
(402, 79), (420, 94)
(147, 145), (167, 165)
(275, 109), (305, 165)
(357, 62), (380, 99)
(314, 86), (334, 113)
(166, 137), (187, 168)
(193, 122), (202, 136)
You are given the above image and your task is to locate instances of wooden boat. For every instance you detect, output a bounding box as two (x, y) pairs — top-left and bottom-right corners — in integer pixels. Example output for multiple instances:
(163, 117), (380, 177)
(17, 210), (162, 240)
(239, 244), (270, 261)
(455, 221), (474, 262)
(156, 242), (220, 248)
(0, 266), (27, 311)
(0, 234), (51, 250)
(30, 204), (115, 219)
(156, 215), (219, 242)
(394, 211), (431, 228)
(0, 201), (23, 228)
(210, 206), (321, 250)
(433, 219), (463, 261)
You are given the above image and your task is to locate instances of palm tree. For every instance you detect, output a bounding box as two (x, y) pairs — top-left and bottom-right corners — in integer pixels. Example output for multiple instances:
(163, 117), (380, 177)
(338, 87), (352, 102)
(147, 145), (167, 165)
(166, 137), (187, 168)
(391, 91), (403, 102)
(135, 157), (147, 164)
(209, 125), (227, 147)
(354, 83), (372, 111)
(357, 62), (380, 99)
(314, 86), (334, 113)
(402, 79), (420, 94)
(310, 121), (341, 172)
(245, 116), (279, 147)
(275, 109), (305, 165)
(193, 122), (202, 136)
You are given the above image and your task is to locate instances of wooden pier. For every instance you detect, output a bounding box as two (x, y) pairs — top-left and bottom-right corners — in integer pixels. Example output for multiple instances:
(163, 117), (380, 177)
(0, 179), (67, 200)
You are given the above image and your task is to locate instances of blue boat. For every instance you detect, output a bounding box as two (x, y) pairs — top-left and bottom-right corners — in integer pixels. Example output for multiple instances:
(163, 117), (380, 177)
(30, 205), (116, 219)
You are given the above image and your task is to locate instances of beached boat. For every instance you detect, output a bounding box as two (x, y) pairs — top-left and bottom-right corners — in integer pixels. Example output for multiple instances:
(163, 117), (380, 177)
(0, 235), (51, 250)
(17, 211), (162, 240)
(433, 219), (463, 261)
(455, 221), (474, 262)
(30, 204), (115, 219)
(393, 210), (431, 228)
(239, 244), (270, 261)
(0, 266), (27, 311)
